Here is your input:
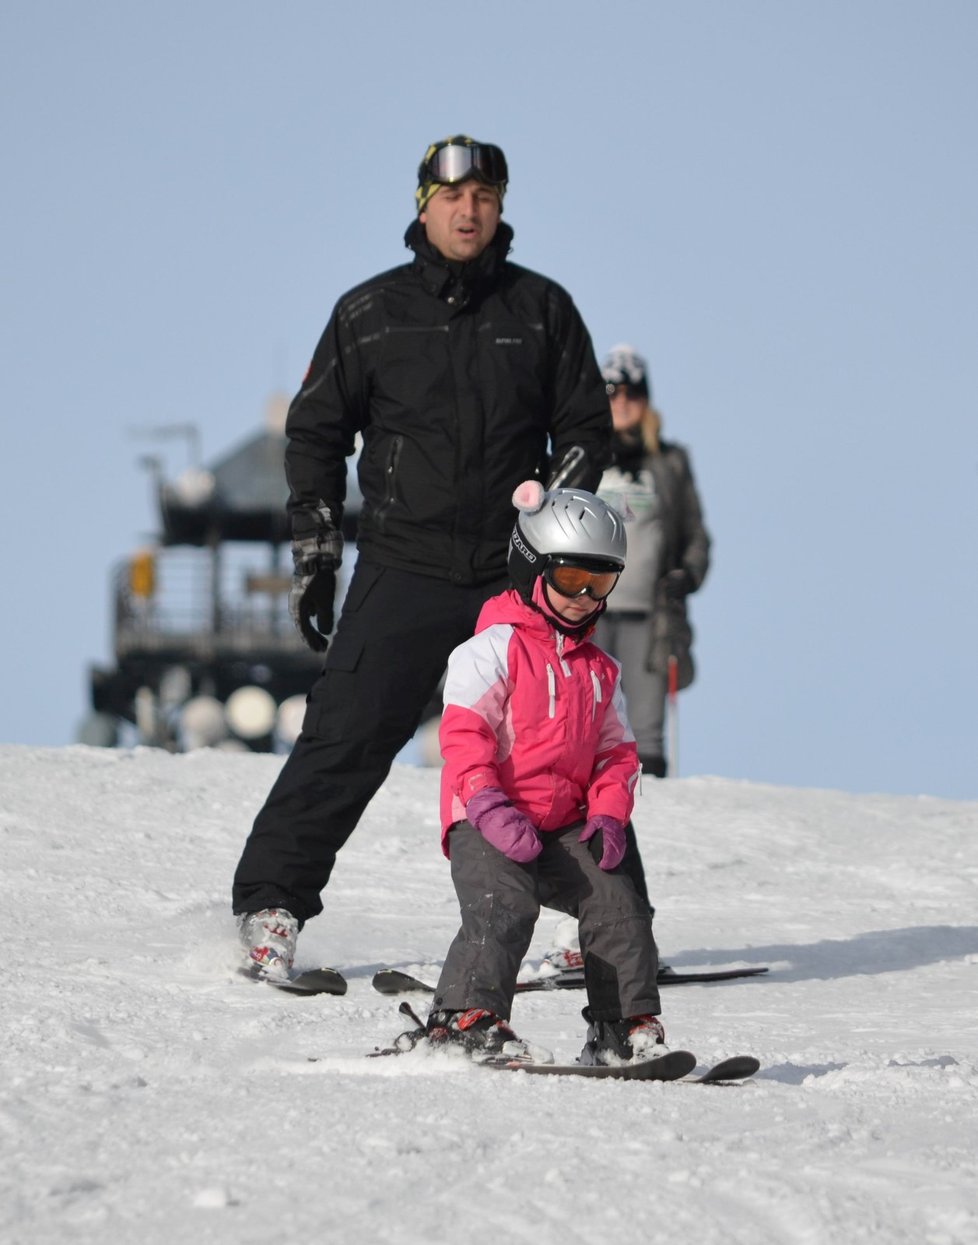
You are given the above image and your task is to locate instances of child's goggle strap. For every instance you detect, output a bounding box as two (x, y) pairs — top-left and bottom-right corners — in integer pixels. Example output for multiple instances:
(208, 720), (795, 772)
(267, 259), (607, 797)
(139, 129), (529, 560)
(544, 558), (622, 601)
(422, 141), (509, 188)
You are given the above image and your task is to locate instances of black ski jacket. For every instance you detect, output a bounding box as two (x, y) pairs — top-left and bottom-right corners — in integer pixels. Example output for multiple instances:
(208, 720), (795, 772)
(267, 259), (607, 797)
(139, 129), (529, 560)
(284, 221), (611, 585)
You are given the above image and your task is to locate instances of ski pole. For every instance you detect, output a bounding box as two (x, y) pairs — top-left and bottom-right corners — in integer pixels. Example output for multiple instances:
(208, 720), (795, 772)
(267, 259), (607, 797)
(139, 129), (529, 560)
(667, 655), (679, 777)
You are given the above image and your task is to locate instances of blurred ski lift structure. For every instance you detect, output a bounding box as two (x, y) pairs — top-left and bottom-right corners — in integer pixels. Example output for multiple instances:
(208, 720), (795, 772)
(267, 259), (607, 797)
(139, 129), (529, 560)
(79, 394), (362, 754)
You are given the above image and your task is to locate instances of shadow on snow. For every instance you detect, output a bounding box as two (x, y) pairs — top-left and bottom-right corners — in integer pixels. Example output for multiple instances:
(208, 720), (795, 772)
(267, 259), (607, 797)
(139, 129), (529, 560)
(667, 924), (978, 983)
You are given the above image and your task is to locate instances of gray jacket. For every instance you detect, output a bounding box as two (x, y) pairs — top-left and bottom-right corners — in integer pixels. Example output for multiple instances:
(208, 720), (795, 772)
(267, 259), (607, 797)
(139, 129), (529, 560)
(597, 439), (710, 688)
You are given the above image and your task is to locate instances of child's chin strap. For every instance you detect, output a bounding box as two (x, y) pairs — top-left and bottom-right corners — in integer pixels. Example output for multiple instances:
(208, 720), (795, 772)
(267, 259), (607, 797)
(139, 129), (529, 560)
(531, 580), (606, 638)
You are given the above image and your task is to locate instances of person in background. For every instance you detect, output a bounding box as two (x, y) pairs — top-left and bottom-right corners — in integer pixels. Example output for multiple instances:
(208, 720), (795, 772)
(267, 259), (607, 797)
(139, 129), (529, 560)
(595, 344), (711, 778)
(388, 482), (671, 1067)
(231, 135), (611, 979)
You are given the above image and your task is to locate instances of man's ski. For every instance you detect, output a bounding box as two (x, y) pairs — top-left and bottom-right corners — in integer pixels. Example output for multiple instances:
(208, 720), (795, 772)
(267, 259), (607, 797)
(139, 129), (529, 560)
(240, 966), (347, 996)
(659, 966), (769, 985)
(371, 965), (768, 996)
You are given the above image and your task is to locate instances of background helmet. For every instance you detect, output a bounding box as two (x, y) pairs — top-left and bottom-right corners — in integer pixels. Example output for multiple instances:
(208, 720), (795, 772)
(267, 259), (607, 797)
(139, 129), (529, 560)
(601, 343), (651, 400)
(508, 487), (627, 602)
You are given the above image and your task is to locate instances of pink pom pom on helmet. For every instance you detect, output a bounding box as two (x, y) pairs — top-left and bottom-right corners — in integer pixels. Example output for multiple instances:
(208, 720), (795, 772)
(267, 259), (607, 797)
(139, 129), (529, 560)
(512, 480), (545, 513)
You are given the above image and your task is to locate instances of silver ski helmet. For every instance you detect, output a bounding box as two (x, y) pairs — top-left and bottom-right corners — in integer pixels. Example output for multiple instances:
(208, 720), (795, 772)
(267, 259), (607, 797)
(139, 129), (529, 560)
(508, 481), (627, 602)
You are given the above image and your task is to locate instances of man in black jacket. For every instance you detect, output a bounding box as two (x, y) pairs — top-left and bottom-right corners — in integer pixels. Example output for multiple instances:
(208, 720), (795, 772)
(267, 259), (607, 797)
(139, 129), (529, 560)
(233, 136), (612, 977)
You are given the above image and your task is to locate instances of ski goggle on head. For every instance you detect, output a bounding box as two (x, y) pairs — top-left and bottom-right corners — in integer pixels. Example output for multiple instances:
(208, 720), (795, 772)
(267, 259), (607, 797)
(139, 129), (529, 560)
(606, 382), (647, 400)
(543, 558), (622, 601)
(416, 136), (508, 213)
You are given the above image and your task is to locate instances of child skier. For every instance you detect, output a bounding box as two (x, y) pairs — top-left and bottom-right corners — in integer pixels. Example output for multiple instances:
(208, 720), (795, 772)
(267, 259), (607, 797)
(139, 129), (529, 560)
(400, 481), (669, 1066)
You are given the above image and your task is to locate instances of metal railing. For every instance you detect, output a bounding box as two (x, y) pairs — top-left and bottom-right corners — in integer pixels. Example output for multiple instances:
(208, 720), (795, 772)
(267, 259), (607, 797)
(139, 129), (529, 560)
(113, 547), (313, 661)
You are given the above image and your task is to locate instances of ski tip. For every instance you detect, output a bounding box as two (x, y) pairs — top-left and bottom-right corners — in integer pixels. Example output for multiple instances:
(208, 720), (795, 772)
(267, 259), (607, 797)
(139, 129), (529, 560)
(372, 969), (435, 995)
(694, 1055), (761, 1083)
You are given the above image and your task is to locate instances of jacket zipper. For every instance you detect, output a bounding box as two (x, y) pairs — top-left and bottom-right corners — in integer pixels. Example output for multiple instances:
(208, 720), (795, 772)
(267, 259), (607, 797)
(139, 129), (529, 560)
(375, 435), (403, 530)
(590, 669), (602, 721)
(555, 633), (571, 678)
(545, 663), (556, 719)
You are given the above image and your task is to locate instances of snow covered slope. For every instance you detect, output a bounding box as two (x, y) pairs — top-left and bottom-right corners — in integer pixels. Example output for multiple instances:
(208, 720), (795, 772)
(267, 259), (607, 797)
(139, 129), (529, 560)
(2, 745), (976, 1244)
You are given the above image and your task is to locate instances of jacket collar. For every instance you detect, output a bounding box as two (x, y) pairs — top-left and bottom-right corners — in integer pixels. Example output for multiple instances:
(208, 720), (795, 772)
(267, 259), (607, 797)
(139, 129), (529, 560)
(529, 577), (605, 641)
(477, 586), (601, 648)
(404, 219), (514, 304)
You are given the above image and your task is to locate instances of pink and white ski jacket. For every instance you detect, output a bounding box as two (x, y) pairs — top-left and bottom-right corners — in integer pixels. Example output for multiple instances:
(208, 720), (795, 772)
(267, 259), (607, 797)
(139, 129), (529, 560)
(438, 586), (639, 854)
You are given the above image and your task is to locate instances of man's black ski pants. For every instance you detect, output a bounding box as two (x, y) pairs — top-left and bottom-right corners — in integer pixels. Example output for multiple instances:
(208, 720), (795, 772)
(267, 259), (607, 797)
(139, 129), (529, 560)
(232, 561), (507, 923)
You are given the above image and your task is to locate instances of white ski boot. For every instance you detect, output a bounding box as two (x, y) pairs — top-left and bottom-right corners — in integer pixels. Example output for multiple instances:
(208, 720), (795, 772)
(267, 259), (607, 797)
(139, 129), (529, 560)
(238, 908), (298, 981)
(540, 914), (584, 979)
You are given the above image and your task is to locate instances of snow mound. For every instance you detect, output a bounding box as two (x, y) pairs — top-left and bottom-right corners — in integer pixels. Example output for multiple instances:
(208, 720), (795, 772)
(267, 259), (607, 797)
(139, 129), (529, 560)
(2, 745), (976, 1243)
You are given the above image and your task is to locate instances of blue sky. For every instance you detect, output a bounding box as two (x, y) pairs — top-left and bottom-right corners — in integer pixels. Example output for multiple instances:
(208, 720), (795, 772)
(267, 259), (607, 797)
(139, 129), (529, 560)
(3, 1), (976, 798)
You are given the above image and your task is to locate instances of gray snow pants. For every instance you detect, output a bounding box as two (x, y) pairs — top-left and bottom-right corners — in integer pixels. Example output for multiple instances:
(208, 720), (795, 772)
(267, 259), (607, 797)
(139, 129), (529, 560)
(594, 612), (666, 758)
(432, 821), (661, 1023)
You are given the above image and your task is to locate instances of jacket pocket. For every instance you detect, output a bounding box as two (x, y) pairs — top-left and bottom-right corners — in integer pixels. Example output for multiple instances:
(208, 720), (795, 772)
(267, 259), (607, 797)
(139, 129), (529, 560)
(302, 563), (383, 740)
(303, 632), (365, 742)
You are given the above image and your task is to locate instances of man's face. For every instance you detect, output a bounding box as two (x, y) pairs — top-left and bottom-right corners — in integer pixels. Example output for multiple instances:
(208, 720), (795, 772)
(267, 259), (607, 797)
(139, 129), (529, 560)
(419, 179), (501, 262)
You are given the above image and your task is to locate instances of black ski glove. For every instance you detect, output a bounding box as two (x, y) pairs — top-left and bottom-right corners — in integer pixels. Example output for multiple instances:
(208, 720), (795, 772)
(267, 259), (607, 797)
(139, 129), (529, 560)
(289, 505), (343, 652)
(661, 568), (694, 601)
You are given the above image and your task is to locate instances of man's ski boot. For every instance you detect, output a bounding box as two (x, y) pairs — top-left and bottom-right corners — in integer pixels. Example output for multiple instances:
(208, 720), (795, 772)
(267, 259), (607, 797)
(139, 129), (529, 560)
(238, 908), (298, 981)
(542, 946), (584, 975)
(539, 914), (584, 981)
(578, 1007), (669, 1067)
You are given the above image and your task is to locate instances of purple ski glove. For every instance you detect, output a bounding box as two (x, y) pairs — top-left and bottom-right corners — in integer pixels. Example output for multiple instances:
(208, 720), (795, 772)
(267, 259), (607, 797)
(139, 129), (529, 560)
(579, 815), (626, 870)
(465, 787), (542, 863)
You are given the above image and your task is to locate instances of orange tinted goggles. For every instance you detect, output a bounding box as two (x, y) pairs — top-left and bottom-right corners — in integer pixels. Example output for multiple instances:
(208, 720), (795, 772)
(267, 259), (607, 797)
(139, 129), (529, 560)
(545, 560), (621, 601)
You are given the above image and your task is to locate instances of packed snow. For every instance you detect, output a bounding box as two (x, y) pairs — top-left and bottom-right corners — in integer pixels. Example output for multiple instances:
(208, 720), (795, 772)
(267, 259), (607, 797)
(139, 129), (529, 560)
(2, 744), (977, 1244)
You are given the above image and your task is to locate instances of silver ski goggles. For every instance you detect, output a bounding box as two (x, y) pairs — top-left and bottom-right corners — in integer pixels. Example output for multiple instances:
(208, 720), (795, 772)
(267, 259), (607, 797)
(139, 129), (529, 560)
(544, 558), (622, 601)
(420, 140), (509, 188)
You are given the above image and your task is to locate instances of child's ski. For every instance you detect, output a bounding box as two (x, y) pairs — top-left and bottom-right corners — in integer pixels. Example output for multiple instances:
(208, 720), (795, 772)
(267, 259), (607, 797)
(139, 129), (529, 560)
(489, 1051), (697, 1080)
(356, 1001), (759, 1081)
(350, 1045), (759, 1084)
(492, 1053), (760, 1083)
